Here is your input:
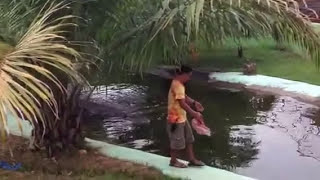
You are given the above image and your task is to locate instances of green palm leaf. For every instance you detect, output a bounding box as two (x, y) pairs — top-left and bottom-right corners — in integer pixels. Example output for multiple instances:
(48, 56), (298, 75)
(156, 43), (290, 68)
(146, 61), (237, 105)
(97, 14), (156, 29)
(108, 0), (320, 70)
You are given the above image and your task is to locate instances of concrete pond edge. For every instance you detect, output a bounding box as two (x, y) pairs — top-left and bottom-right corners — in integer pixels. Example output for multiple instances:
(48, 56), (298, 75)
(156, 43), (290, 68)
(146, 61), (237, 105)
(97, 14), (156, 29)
(208, 72), (320, 105)
(6, 115), (255, 180)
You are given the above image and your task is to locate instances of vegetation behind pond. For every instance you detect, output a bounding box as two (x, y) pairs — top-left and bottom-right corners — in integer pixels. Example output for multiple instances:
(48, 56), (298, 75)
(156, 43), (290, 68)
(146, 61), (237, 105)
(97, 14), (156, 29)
(192, 36), (320, 85)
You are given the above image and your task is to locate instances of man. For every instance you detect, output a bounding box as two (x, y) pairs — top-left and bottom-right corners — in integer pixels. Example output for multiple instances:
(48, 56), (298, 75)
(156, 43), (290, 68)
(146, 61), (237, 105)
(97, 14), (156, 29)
(167, 65), (205, 168)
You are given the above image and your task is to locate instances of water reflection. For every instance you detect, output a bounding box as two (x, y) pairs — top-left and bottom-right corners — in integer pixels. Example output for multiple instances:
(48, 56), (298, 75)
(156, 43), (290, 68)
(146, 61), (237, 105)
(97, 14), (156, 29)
(83, 75), (320, 180)
(258, 97), (320, 161)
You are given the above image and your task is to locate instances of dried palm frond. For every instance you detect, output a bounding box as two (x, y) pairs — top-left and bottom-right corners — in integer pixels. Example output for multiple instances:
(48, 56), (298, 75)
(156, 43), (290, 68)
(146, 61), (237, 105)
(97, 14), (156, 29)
(0, 1), (82, 139)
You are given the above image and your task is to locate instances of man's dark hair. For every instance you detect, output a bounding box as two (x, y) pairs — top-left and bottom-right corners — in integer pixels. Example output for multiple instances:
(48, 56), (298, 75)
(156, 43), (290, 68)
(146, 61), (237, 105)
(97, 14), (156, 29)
(175, 65), (193, 75)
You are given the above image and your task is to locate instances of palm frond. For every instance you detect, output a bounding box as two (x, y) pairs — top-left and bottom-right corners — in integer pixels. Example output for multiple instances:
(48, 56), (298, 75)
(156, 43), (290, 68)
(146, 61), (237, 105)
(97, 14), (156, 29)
(107, 0), (320, 70)
(0, 2), (30, 44)
(0, 1), (82, 139)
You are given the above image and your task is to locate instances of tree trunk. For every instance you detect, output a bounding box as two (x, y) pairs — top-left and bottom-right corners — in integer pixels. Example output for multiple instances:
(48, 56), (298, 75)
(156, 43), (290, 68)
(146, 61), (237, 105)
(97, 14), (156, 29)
(238, 46), (243, 58)
(29, 84), (93, 157)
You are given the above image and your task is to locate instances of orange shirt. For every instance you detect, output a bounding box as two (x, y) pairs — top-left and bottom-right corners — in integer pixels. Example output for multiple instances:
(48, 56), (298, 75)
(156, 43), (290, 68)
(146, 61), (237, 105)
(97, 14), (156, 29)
(167, 79), (187, 123)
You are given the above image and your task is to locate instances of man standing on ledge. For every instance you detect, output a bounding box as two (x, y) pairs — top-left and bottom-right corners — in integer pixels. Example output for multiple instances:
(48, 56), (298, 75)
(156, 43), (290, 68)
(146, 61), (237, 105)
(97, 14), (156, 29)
(167, 65), (205, 168)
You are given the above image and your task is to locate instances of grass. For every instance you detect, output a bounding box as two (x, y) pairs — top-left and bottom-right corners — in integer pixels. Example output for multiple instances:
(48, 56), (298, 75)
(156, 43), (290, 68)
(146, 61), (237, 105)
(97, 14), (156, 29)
(0, 170), (163, 180)
(191, 36), (320, 86)
(0, 170), (179, 180)
(0, 136), (180, 180)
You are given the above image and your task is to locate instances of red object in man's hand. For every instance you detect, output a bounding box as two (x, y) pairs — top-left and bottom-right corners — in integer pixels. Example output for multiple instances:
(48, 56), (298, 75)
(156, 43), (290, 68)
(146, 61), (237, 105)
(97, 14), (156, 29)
(191, 118), (211, 137)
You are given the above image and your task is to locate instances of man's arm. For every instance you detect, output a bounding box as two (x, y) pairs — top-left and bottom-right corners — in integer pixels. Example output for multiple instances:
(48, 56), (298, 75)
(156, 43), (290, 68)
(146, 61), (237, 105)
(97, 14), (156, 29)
(186, 95), (204, 112)
(178, 99), (201, 119)
(185, 95), (195, 106)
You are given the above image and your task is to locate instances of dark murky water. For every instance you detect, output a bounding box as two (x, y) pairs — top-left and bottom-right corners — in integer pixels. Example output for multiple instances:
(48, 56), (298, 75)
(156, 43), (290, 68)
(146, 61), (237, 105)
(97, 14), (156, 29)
(84, 75), (320, 180)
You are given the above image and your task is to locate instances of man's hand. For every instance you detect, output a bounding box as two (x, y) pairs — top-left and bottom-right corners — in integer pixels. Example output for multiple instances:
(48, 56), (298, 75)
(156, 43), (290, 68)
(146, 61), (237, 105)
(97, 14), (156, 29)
(178, 99), (204, 122)
(192, 112), (203, 120)
(192, 112), (204, 124)
(194, 101), (204, 112)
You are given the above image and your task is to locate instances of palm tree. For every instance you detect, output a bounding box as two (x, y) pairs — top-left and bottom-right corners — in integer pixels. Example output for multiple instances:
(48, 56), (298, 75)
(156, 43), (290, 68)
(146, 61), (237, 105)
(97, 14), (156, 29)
(102, 0), (320, 70)
(0, 1), (91, 156)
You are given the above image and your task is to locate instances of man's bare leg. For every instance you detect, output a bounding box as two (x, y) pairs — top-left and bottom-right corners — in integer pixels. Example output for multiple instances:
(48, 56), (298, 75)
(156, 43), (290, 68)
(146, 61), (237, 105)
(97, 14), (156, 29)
(186, 143), (196, 161)
(170, 149), (187, 168)
(186, 143), (205, 166)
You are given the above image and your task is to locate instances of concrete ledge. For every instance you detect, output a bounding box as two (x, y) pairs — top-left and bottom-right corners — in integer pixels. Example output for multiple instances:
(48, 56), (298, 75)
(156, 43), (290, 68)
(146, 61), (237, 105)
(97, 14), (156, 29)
(209, 72), (320, 98)
(86, 138), (254, 180)
(6, 115), (254, 180)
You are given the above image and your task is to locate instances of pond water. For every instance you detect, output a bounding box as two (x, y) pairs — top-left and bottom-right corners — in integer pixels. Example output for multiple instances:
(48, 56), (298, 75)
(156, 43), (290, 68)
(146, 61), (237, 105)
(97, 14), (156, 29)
(83, 75), (320, 180)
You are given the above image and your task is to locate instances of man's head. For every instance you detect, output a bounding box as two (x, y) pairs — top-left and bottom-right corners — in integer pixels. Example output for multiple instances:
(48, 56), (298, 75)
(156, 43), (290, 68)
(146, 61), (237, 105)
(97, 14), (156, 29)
(175, 65), (193, 83)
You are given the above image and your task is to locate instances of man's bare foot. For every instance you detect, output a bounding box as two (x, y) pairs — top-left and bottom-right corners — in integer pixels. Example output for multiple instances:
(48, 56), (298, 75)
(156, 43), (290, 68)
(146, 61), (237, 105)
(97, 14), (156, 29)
(169, 160), (188, 168)
(188, 159), (205, 166)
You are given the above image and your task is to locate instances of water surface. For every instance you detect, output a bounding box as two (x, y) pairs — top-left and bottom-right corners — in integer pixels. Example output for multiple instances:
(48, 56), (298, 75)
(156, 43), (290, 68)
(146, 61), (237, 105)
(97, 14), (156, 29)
(84, 75), (320, 180)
